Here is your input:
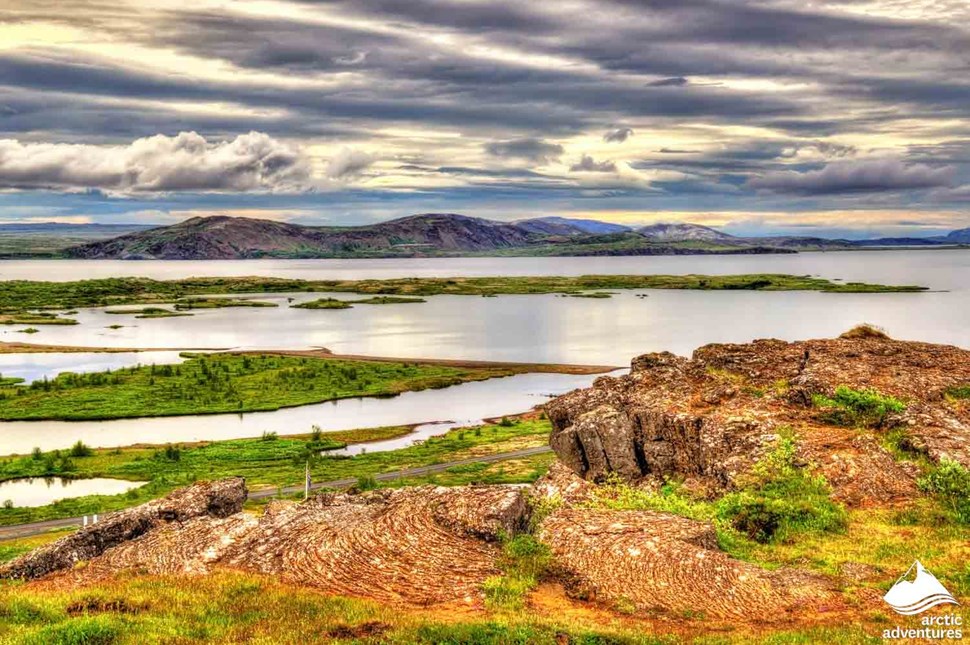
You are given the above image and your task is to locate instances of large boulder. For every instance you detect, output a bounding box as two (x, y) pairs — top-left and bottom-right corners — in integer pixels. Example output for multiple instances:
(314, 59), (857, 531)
(0, 478), (247, 581)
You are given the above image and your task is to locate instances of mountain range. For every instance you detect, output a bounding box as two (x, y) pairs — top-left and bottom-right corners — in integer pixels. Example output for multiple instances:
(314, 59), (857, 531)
(24, 213), (968, 260)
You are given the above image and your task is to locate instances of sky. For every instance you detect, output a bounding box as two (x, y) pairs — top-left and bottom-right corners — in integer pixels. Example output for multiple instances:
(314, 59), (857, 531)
(0, 0), (967, 238)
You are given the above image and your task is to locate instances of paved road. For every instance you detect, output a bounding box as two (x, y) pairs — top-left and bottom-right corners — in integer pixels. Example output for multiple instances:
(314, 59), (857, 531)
(0, 445), (553, 541)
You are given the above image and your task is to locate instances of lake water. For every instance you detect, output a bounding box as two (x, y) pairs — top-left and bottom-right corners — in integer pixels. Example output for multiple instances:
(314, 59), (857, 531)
(0, 371), (597, 455)
(0, 250), (967, 455)
(0, 351), (186, 383)
(0, 477), (146, 507)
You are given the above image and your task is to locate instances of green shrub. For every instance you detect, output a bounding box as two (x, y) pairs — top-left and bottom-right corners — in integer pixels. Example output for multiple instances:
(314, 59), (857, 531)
(716, 438), (847, 543)
(69, 441), (93, 458)
(812, 385), (905, 427)
(945, 385), (970, 400)
(918, 459), (970, 525)
(355, 475), (378, 491)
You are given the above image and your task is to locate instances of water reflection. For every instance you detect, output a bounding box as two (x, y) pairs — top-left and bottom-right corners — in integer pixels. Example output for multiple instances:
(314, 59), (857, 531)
(0, 477), (146, 508)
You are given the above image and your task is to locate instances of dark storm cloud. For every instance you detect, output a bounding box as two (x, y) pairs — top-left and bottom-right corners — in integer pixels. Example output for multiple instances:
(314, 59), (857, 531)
(485, 139), (564, 164)
(748, 160), (957, 195)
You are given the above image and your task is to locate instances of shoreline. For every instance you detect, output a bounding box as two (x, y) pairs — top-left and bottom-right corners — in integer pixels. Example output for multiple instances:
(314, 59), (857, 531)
(0, 341), (622, 374)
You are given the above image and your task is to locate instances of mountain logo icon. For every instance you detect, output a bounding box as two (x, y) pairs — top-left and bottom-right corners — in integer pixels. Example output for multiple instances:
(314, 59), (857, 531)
(883, 561), (960, 615)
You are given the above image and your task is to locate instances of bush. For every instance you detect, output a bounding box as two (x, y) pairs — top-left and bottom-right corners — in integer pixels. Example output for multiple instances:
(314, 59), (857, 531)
(812, 385), (906, 428)
(355, 475), (378, 491)
(69, 441), (93, 458)
(31, 447), (42, 461)
(918, 459), (970, 525)
(261, 431), (278, 442)
(716, 438), (847, 543)
(498, 417), (514, 427)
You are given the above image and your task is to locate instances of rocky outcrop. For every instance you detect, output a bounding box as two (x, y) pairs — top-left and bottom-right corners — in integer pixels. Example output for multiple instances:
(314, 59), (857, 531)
(547, 332), (970, 504)
(531, 464), (842, 621)
(7, 481), (530, 607)
(0, 478), (247, 580)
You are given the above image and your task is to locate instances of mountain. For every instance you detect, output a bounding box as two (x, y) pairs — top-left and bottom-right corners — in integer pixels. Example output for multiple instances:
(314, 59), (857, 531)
(514, 216), (631, 236)
(65, 214), (534, 260)
(943, 227), (970, 244)
(638, 223), (736, 242)
(61, 213), (970, 260)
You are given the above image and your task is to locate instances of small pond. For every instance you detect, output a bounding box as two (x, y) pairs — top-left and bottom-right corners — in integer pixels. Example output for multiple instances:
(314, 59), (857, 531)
(0, 477), (147, 508)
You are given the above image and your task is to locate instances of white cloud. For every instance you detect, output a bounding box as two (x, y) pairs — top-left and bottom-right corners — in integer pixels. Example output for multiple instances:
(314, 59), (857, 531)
(0, 131), (311, 193)
(326, 147), (378, 179)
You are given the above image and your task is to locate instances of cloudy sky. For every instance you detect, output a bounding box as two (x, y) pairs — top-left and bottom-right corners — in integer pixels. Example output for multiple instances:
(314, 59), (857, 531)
(0, 0), (968, 237)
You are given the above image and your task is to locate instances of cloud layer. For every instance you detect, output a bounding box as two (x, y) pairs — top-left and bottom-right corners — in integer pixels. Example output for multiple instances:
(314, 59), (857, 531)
(0, 0), (967, 233)
(0, 132), (310, 193)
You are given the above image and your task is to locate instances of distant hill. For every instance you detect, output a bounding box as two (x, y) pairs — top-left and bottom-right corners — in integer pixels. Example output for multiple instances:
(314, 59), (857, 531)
(65, 214), (533, 260)
(638, 223), (735, 242)
(59, 214), (970, 260)
(0, 222), (156, 257)
(515, 216), (631, 236)
(943, 227), (970, 244)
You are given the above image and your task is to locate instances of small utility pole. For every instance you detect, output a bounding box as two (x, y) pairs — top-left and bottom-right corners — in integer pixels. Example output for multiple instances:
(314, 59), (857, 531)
(304, 460), (311, 500)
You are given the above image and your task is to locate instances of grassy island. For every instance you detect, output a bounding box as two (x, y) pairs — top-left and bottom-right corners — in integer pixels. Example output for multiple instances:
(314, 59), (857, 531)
(292, 295), (427, 309)
(0, 353), (516, 421)
(173, 297), (278, 310)
(106, 306), (192, 319)
(0, 312), (77, 326)
(291, 298), (353, 309)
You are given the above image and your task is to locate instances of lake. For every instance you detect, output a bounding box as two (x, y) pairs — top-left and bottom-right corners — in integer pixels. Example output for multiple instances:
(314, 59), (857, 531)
(0, 477), (146, 507)
(0, 250), (967, 454)
(0, 371), (598, 455)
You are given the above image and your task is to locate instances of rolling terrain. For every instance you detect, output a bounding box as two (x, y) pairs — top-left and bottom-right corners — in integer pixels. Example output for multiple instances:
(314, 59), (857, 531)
(7, 213), (963, 260)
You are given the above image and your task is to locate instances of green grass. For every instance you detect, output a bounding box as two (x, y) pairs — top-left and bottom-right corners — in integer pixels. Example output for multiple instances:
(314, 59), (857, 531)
(0, 419), (552, 525)
(0, 273), (926, 314)
(0, 353), (511, 421)
(812, 386), (906, 428)
(587, 437), (847, 549)
(716, 438), (847, 544)
(917, 459), (970, 525)
(0, 570), (682, 645)
(483, 534), (553, 611)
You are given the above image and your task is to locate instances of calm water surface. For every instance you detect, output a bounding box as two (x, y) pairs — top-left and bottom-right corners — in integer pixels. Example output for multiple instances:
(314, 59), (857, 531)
(0, 477), (146, 507)
(0, 372), (597, 454)
(0, 251), (966, 454)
